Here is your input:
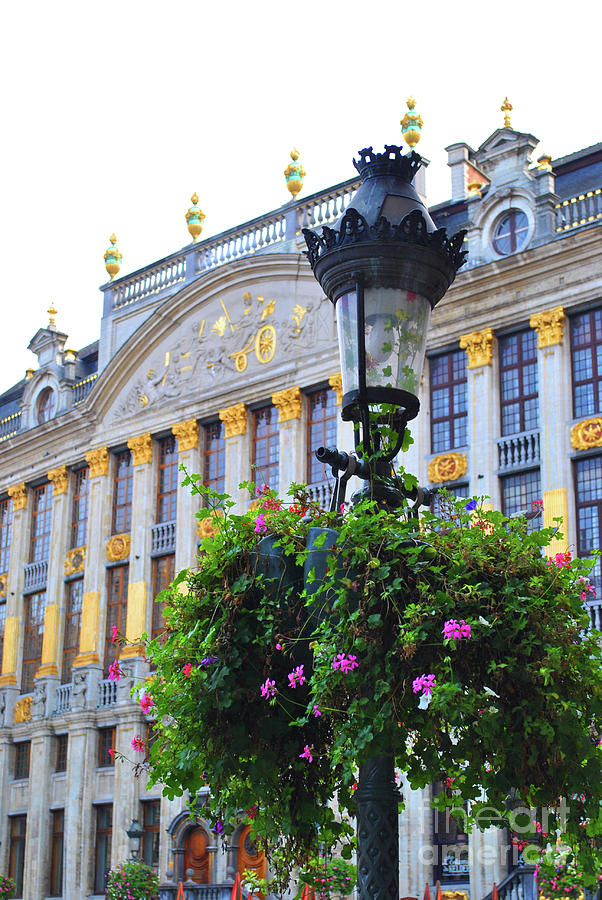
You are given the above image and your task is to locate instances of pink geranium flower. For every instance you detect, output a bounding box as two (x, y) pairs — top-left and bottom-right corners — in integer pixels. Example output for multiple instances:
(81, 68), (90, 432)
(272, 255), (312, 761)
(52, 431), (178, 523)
(131, 736), (145, 752)
(111, 625), (119, 643)
(108, 659), (124, 681)
(183, 663), (192, 677)
(332, 653), (359, 673)
(299, 744), (314, 762)
(139, 693), (154, 714)
(260, 678), (276, 699)
(442, 619), (471, 640)
(288, 665), (305, 688)
(412, 673), (436, 696)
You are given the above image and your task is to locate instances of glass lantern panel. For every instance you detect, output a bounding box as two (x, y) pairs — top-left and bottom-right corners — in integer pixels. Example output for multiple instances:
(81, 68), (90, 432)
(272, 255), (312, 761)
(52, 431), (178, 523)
(363, 286), (431, 395)
(336, 291), (360, 396)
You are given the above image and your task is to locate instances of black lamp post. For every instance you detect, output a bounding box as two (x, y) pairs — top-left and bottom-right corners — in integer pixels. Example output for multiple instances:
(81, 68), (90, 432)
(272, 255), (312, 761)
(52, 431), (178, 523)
(303, 145), (467, 900)
(126, 818), (144, 860)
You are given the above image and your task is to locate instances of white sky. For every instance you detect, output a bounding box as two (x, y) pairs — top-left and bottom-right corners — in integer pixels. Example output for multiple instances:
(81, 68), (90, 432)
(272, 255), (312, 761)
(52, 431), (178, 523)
(1, 0), (601, 395)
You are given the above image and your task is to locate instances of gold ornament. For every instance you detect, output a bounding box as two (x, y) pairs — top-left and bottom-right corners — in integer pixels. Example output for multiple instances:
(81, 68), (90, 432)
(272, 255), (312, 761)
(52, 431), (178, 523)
(401, 96), (423, 149)
(14, 696), (33, 723)
(85, 446), (109, 478)
(47, 465), (69, 495)
(272, 387), (302, 423)
(501, 97), (513, 128)
(196, 509), (224, 539)
(467, 181), (483, 198)
(537, 154), (553, 172)
(428, 452), (468, 484)
(529, 306), (565, 348)
(106, 534), (131, 562)
(47, 303), (58, 328)
(8, 482), (27, 511)
(127, 432), (153, 465)
(255, 324), (277, 364)
(172, 419), (199, 451)
(219, 403), (247, 438)
(104, 234), (122, 280)
(65, 546), (86, 576)
(185, 193), (206, 241)
(284, 149), (306, 200)
(570, 418), (602, 451)
(0, 573), (7, 597)
(459, 328), (494, 368)
(328, 372), (343, 405)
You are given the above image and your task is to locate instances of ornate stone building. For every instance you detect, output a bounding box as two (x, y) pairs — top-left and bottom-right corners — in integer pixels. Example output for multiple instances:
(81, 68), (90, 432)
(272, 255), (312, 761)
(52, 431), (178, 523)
(0, 107), (600, 899)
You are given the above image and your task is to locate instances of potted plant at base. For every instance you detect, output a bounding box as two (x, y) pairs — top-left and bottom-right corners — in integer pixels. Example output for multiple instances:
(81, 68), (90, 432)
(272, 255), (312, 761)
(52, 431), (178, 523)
(105, 860), (159, 900)
(0, 876), (15, 898)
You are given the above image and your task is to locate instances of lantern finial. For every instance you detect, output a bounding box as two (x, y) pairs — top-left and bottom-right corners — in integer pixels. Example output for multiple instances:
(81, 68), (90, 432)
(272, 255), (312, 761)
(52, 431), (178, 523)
(401, 97), (423, 149)
(501, 97), (513, 128)
(284, 149), (306, 200)
(47, 303), (57, 329)
(104, 234), (122, 280)
(186, 194), (206, 242)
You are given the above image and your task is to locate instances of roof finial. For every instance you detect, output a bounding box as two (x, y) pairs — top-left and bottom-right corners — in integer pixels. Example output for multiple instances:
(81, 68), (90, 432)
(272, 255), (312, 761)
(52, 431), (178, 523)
(104, 234), (122, 280)
(47, 303), (57, 329)
(185, 193), (206, 242)
(284, 149), (306, 200)
(501, 97), (513, 128)
(401, 96), (423, 149)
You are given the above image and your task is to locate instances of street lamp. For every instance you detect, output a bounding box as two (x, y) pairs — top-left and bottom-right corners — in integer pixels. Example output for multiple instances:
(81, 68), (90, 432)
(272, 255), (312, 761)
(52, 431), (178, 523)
(303, 145), (467, 900)
(126, 818), (144, 860)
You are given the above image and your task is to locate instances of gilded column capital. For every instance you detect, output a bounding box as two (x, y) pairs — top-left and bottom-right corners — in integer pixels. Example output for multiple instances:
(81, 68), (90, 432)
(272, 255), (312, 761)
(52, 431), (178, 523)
(529, 306), (565, 348)
(14, 696), (33, 723)
(459, 329), (494, 368)
(47, 465), (69, 495)
(570, 417), (602, 451)
(428, 452), (468, 484)
(127, 432), (153, 466)
(272, 387), (302, 423)
(172, 419), (199, 451)
(7, 482), (27, 511)
(219, 403), (247, 438)
(328, 372), (343, 405)
(85, 446), (109, 478)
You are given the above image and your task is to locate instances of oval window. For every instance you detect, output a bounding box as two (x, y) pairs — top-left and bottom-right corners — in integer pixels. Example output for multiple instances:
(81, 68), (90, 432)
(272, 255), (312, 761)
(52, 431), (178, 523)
(37, 387), (56, 424)
(493, 209), (529, 256)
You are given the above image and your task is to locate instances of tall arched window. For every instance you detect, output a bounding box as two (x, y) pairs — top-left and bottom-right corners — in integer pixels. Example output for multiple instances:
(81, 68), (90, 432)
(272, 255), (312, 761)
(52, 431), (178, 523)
(37, 388), (56, 424)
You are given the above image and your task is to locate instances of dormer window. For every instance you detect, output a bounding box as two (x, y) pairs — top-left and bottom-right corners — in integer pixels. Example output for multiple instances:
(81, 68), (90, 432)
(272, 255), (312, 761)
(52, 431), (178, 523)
(37, 388), (56, 424)
(493, 209), (528, 255)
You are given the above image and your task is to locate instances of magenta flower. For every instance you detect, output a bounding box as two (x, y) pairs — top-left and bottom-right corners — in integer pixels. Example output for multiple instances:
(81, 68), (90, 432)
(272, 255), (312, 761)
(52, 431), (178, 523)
(276, 642), (283, 651)
(260, 678), (276, 699)
(254, 513), (268, 535)
(131, 736), (145, 752)
(412, 673), (436, 696)
(108, 659), (124, 681)
(288, 665), (306, 688)
(111, 625), (119, 643)
(547, 550), (572, 568)
(442, 619), (471, 640)
(183, 663), (192, 677)
(313, 705), (322, 717)
(332, 653), (359, 673)
(139, 693), (154, 714)
(299, 744), (314, 762)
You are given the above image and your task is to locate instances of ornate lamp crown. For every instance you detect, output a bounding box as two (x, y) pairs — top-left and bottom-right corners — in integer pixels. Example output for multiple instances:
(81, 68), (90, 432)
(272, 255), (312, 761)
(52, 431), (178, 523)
(353, 145), (422, 182)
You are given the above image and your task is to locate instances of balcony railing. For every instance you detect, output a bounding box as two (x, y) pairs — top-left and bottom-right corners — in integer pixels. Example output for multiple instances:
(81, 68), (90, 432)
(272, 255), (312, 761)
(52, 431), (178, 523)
(72, 373), (99, 403)
(0, 411), (21, 442)
(159, 885), (245, 900)
(555, 187), (602, 232)
(97, 678), (117, 708)
(55, 684), (72, 715)
(23, 560), (48, 593)
(482, 867), (537, 900)
(497, 429), (540, 472)
(112, 255), (188, 309)
(306, 480), (334, 511)
(587, 599), (602, 631)
(152, 520), (177, 555)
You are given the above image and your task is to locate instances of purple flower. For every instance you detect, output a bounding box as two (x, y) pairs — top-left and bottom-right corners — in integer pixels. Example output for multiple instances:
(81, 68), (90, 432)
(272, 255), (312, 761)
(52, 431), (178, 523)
(198, 656), (219, 668)
(442, 619), (471, 640)
(288, 665), (305, 688)
(465, 500), (477, 512)
(260, 678), (276, 699)
(412, 673), (436, 696)
(213, 820), (224, 835)
(332, 653), (359, 674)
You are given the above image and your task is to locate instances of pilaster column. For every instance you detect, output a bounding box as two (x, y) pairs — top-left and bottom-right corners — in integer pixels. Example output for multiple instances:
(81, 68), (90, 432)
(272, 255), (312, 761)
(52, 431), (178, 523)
(112, 714), (144, 866)
(398, 782), (431, 899)
(328, 372), (362, 501)
(219, 403), (249, 512)
(36, 467), (70, 681)
(64, 721), (97, 899)
(459, 328), (497, 506)
(23, 723), (54, 899)
(273, 387), (303, 490)
(0, 483), (28, 688)
(172, 419), (201, 571)
(74, 447), (109, 669)
(121, 433), (153, 660)
(530, 306), (570, 554)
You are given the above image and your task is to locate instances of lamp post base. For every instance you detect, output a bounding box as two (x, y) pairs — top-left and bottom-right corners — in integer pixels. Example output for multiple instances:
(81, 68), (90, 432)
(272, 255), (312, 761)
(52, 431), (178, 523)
(355, 754), (399, 900)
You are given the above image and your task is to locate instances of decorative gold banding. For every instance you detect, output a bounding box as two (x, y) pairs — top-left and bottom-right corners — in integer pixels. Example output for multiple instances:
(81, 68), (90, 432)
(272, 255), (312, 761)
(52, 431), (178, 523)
(72, 651), (99, 667)
(106, 534), (131, 562)
(8, 482), (27, 511)
(127, 432), (153, 466)
(65, 546), (85, 576)
(85, 446), (109, 478)
(570, 417), (602, 451)
(272, 387), (302, 423)
(428, 452), (468, 484)
(328, 372), (343, 405)
(48, 465), (69, 495)
(14, 696), (33, 723)
(219, 403), (247, 438)
(530, 306), (565, 348)
(459, 328), (494, 368)
(172, 419), (199, 451)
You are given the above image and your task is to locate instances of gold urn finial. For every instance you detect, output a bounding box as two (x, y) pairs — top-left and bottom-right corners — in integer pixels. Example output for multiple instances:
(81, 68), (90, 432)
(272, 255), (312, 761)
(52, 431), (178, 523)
(501, 97), (513, 128)
(284, 148), (306, 200)
(537, 153), (553, 172)
(401, 96), (423, 149)
(104, 234), (122, 280)
(185, 193), (206, 242)
(47, 303), (57, 328)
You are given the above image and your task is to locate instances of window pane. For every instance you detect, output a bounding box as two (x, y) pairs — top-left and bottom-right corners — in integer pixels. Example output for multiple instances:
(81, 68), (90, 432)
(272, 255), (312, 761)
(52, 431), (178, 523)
(94, 806), (113, 894)
(252, 407), (280, 491)
(499, 330), (539, 436)
(572, 311), (602, 418)
(306, 388), (338, 485)
(105, 567), (128, 675)
(112, 451), (133, 534)
(157, 436), (178, 523)
(0, 497), (13, 574)
(501, 470), (541, 532)
(430, 351), (467, 453)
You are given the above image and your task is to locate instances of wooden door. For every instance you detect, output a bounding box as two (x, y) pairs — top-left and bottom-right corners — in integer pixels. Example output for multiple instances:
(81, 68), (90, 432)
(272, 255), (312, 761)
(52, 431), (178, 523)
(238, 825), (266, 884)
(183, 826), (210, 883)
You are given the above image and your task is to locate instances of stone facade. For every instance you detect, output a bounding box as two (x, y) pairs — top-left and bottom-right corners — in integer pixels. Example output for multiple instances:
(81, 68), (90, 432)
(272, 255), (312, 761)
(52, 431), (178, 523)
(0, 123), (600, 900)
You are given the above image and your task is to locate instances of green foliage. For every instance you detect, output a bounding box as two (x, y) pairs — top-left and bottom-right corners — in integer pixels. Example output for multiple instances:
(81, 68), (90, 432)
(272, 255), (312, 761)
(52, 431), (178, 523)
(139, 478), (602, 888)
(105, 860), (159, 900)
(298, 855), (357, 898)
(0, 876), (15, 898)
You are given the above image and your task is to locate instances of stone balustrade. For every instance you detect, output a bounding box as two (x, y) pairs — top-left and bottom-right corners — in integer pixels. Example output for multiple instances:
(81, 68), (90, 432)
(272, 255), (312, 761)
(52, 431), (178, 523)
(0, 411), (21, 442)
(23, 560), (48, 592)
(72, 373), (99, 404)
(97, 678), (117, 708)
(497, 429), (540, 472)
(555, 187), (602, 232)
(151, 520), (177, 555)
